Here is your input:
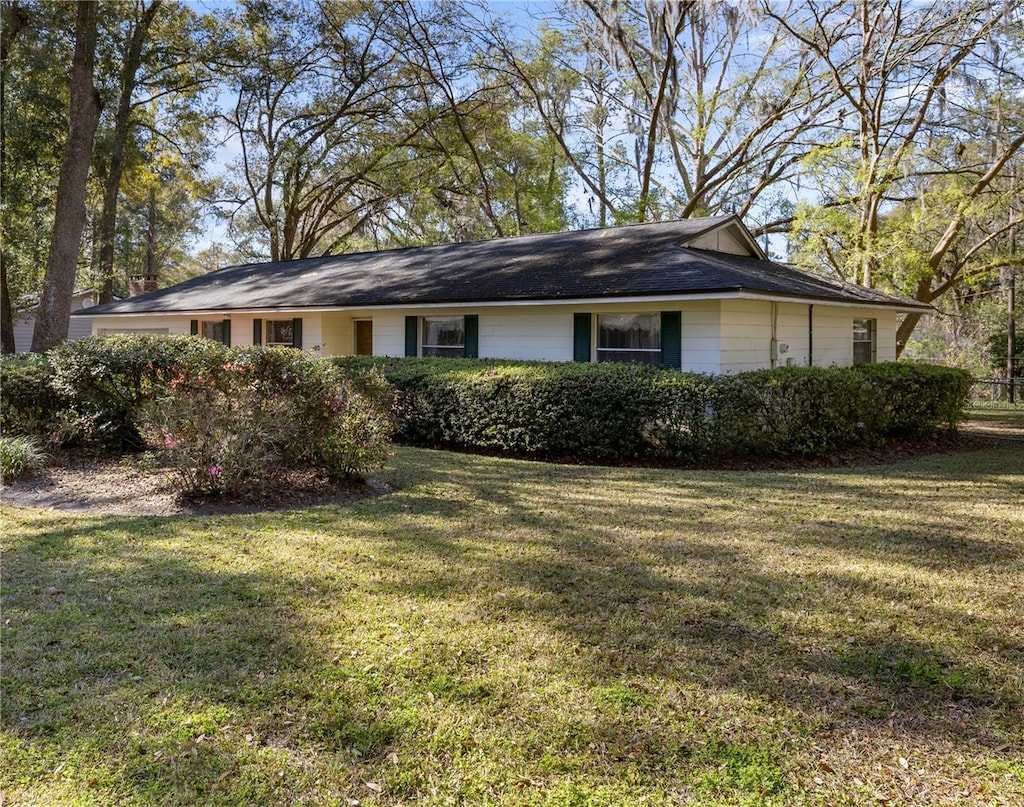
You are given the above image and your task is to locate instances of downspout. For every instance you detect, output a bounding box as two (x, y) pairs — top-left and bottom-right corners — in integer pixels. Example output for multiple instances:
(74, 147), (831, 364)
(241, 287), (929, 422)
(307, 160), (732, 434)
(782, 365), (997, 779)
(770, 302), (778, 369)
(808, 305), (814, 366)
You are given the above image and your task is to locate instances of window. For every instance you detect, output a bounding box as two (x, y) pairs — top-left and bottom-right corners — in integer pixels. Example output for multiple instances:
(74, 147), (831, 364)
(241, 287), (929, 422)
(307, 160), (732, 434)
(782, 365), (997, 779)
(853, 318), (876, 365)
(596, 313), (661, 365)
(201, 320), (229, 345)
(265, 319), (294, 347)
(422, 317), (465, 358)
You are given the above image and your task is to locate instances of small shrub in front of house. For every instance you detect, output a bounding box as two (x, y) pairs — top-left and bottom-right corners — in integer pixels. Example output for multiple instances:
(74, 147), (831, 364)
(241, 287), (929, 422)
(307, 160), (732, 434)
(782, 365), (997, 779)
(0, 435), (49, 482)
(142, 345), (393, 498)
(333, 356), (973, 463)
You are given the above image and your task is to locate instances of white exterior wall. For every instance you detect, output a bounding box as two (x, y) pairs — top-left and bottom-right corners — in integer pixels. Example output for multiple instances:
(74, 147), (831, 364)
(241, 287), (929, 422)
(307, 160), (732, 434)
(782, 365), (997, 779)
(776, 303), (812, 369)
(480, 308), (575, 361)
(373, 302), (717, 367)
(811, 305), (899, 367)
(94, 315), (189, 336)
(89, 300), (905, 373)
(874, 312), (899, 363)
(719, 300), (773, 373)
(373, 311), (411, 357)
(686, 225), (751, 256)
(320, 313), (353, 356)
(679, 300), (721, 374)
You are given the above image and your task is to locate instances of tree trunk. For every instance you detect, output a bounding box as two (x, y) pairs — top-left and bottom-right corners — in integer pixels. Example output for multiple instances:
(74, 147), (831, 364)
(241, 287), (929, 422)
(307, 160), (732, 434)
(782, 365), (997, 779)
(31, 1), (101, 352)
(146, 182), (157, 277)
(0, 0), (27, 353)
(97, 0), (161, 304)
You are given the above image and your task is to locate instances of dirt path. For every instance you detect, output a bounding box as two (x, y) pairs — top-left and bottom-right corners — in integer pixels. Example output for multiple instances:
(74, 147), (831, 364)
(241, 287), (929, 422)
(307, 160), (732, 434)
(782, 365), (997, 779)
(961, 409), (1024, 444)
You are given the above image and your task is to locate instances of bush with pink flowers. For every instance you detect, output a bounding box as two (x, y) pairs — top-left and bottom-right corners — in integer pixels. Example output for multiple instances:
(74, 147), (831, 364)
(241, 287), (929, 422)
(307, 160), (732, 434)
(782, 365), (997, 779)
(142, 344), (393, 498)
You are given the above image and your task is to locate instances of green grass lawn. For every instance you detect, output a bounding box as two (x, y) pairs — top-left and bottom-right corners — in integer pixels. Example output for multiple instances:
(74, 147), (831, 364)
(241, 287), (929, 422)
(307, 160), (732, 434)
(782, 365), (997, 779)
(3, 444), (1022, 806)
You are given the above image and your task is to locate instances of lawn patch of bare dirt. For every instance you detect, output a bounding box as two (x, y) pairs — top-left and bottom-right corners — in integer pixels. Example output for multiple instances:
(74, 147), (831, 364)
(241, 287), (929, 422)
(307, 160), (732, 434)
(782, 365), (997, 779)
(0, 452), (386, 515)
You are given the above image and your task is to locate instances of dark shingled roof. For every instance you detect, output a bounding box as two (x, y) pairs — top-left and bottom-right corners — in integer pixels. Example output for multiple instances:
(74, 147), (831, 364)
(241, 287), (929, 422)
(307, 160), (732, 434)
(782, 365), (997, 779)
(82, 216), (929, 315)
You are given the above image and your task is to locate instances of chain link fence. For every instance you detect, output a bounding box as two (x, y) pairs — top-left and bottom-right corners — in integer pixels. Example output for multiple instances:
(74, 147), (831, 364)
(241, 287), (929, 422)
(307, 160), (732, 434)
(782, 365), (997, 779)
(971, 378), (1023, 406)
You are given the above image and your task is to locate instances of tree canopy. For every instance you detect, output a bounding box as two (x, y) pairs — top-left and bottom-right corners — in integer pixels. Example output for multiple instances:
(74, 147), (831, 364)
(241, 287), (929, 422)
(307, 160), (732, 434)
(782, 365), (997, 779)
(1, 0), (1021, 359)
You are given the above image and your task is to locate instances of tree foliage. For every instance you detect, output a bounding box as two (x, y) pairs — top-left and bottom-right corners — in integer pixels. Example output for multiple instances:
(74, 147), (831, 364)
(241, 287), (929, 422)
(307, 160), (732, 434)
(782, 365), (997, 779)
(3, 0), (1021, 358)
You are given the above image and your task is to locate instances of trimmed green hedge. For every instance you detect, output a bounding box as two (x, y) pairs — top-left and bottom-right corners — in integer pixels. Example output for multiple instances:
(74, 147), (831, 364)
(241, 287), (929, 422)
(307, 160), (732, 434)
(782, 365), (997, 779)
(333, 357), (973, 462)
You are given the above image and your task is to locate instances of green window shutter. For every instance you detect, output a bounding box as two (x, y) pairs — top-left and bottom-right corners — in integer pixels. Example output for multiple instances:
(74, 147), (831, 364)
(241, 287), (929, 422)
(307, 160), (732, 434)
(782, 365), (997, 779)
(404, 316), (418, 357)
(190, 319), (198, 336)
(660, 311), (682, 369)
(464, 314), (479, 358)
(291, 317), (302, 349)
(222, 319), (231, 346)
(573, 313), (591, 362)
(253, 318), (262, 345)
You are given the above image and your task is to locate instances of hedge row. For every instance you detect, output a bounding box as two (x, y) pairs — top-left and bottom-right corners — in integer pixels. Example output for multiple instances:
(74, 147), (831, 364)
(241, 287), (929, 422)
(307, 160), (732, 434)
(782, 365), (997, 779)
(333, 357), (973, 462)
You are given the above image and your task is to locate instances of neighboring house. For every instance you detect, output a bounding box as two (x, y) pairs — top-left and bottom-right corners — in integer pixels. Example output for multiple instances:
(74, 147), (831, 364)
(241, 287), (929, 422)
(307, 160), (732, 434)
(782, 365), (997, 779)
(77, 216), (930, 373)
(13, 288), (102, 353)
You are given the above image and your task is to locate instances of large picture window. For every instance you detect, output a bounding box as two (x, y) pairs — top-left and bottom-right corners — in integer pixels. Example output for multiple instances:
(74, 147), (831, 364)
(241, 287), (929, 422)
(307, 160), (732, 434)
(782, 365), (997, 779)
(853, 318), (876, 365)
(597, 313), (661, 365)
(200, 320), (229, 345)
(422, 317), (465, 358)
(265, 319), (294, 347)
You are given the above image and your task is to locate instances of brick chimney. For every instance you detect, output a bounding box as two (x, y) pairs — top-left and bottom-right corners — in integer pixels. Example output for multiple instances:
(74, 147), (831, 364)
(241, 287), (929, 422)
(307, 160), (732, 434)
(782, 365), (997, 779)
(129, 275), (158, 297)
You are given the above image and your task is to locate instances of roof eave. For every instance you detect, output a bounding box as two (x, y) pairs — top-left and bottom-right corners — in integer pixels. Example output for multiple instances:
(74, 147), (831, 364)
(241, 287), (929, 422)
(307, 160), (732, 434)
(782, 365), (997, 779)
(82, 287), (932, 317)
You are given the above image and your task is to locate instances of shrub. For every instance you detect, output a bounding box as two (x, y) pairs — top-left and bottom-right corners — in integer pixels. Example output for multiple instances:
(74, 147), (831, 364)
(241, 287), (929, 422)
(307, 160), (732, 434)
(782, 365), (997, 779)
(711, 366), (877, 457)
(0, 435), (48, 482)
(142, 345), (393, 498)
(47, 334), (210, 449)
(334, 357), (972, 463)
(0, 353), (75, 444)
(853, 362), (973, 436)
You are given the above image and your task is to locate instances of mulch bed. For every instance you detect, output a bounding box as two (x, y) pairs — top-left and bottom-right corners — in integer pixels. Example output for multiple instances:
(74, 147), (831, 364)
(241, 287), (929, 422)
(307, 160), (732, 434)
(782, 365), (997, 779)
(0, 451), (385, 516)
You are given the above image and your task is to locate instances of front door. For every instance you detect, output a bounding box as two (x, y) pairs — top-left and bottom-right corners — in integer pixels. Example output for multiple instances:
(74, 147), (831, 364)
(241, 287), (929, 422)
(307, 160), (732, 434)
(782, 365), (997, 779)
(355, 320), (373, 355)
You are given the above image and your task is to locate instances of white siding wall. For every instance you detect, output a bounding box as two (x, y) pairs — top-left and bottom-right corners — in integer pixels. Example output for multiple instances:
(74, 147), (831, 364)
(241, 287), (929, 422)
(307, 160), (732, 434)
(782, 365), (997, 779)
(812, 306), (900, 367)
(812, 306), (853, 367)
(320, 313), (352, 355)
(686, 226), (750, 256)
(875, 312), (898, 363)
(776, 303), (811, 368)
(680, 300), (721, 374)
(94, 315), (191, 336)
(90, 302), (904, 372)
(373, 312), (410, 357)
(230, 315), (255, 346)
(719, 300), (772, 373)
(480, 308), (575, 361)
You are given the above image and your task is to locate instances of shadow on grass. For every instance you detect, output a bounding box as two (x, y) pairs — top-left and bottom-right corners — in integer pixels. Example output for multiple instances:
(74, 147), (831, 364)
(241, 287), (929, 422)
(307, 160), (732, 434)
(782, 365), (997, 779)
(355, 447), (1023, 744)
(1, 513), (397, 804)
(3, 444), (1022, 803)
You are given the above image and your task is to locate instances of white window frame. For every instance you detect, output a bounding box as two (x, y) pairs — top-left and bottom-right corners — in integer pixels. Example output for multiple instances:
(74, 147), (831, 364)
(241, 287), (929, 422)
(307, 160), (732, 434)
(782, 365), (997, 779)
(596, 313), (661, 365)
(421, 316), (465, 358)
(853, 318), (876, 365)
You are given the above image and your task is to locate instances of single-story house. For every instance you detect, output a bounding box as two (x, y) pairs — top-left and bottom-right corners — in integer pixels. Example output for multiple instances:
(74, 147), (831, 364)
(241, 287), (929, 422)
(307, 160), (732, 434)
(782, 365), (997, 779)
(77, 216), (929, 373)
